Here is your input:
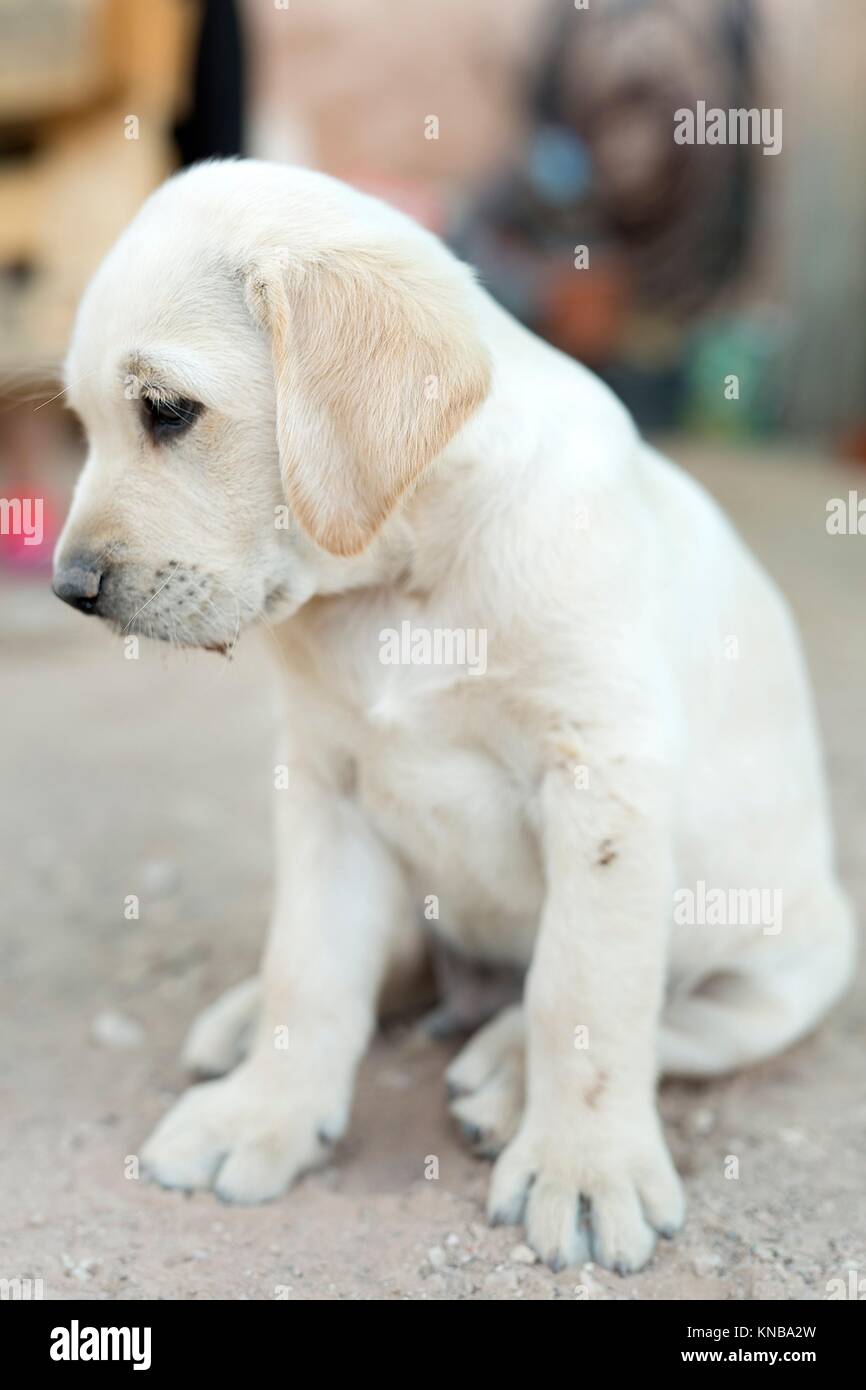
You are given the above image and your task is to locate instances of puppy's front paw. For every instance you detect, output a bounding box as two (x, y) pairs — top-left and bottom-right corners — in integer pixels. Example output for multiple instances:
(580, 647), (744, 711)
(487, 1110), (684, 1273)
(141, 1064), (344, 1204)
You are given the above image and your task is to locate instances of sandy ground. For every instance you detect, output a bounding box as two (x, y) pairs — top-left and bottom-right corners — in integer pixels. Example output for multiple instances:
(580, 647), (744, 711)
(2, 443), (865, 1302)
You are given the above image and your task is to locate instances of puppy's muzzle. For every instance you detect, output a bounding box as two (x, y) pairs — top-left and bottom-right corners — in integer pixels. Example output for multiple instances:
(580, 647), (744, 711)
(52, 553), (107, 616)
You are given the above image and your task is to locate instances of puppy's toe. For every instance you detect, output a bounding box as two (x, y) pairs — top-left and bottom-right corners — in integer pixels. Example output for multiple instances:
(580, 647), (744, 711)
(525, 1178), (591, 1271)
(140, 1082), (232, 1190)
(636, 1150), (686, 1239)
(213, 1128), (326, 1205)
(181, 977), (261, 1077)
(445, 1003), (523, 1097)
(487, 1133), (536, 1227)
(449, 1054), (523, 1158)
(586, 1181), (657, 1275)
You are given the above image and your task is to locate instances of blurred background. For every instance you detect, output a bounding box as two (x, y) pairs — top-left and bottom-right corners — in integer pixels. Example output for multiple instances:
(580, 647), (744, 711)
(1, 0), (865, 584)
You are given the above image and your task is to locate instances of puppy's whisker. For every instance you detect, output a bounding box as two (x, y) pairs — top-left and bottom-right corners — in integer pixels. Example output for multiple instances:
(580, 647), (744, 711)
(229, 595), (242, 660)
(256, 610), (292, 685)
(123, 562), (178, 633)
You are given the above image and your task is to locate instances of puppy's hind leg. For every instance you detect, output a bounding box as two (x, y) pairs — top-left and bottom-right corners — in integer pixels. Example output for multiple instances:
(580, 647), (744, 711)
(661, 884), (856, 1078)
(182, 977), (262, 1077)
(421, 940), (524, 1040)
(447, 1004), (526, 1157)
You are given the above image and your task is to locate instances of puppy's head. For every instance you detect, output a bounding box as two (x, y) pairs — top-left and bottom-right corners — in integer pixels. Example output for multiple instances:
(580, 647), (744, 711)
(53, 161), (490, 650)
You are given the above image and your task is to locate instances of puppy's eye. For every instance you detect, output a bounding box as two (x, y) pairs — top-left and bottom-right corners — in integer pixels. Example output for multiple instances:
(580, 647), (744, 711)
(141, 394), (202, 443)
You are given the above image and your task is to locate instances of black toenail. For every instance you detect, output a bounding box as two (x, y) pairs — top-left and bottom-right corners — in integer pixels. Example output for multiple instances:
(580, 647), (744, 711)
(457, 1118), (483, 1146)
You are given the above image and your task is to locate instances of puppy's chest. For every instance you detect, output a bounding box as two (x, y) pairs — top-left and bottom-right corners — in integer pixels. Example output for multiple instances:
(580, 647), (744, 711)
(319, 607), (545, 951)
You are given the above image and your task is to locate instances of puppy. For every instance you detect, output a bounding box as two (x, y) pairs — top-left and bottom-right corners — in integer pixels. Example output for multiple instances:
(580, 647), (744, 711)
(53, 160), (855, 1272)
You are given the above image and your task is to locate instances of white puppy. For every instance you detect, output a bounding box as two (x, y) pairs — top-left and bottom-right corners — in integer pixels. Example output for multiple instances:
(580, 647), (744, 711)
(53, 160), (855, 1273)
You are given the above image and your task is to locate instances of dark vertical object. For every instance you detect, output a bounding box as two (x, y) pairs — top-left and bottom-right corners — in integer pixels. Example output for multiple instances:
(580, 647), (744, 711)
(174, 0), (245, 165)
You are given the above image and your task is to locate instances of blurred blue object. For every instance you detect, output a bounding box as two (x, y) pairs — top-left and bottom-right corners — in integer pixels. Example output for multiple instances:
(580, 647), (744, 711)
(527, 125), (592, 206)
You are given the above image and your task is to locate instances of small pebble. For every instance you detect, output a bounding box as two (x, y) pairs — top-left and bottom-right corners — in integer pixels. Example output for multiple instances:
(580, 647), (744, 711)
(752, 1243), (776, 1262)
(90, 1011), (144, 1050)
(779, 1127), (805, 1147)
(687, 1107), (716, 1137)
(61, 1254), (98, 1281)
(141, 859), (180, 897)
(509, 1242), (538, 1266)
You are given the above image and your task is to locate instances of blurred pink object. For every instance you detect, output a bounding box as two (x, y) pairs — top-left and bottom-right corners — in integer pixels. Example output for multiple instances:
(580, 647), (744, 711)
(347, 175), (447, 233)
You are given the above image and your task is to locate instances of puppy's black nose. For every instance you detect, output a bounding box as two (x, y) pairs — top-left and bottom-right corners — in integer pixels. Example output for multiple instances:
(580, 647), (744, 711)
(52, 557), (106, 615)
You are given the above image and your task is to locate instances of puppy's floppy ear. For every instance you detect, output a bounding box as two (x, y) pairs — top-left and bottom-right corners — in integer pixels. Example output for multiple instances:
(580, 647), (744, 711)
(247, 244), (491, 556)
